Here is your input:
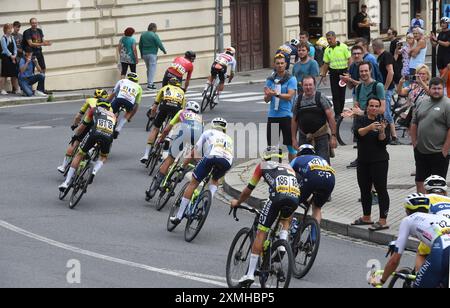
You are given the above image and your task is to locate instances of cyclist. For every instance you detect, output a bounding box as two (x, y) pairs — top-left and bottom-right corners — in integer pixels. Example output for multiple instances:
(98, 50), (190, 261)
(169, 117), (233, 225)
(162, 51), (196, 92)
(290, 144), (336, 225)
(57, 89), (109, 173)
(58, 101), (117, 192)
(276, 39), (299, 70)
(145, 101), (203, 199)
(370, 193), (450, 288)
(108, 72), (143, 139)
(230, 146), (300, 286)
(141, 77), (186, 164)
(202, 47), (237, 103)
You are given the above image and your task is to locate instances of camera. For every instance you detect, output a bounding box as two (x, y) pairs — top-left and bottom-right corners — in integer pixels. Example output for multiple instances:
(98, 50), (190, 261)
(375, 114), (384, 122)
(405, 75), (416, 81)
(397, 42), (403, 48)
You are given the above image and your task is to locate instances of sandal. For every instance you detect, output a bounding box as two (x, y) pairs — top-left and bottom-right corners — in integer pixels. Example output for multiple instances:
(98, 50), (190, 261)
(368, 222), (389, 231)
(351, 217), (374, 226)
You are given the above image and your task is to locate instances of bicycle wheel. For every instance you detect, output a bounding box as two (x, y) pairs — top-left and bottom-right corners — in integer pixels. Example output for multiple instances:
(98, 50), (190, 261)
(58, 181), (72, 200)
(167, 182), (189, 232)
(292, 217), (321, 279)
(145, 176), (160, 202)
(260, 239), (293, 288)
(336, 116), (354, 146)
(148, 144), (162, 176)
(184, 190), (212, 242)
(146, 116), (154, 132)
(156, 181), (175, 211)
(201, 85), (212, 113)
(226, 227), (254, 288)
(210, 86), (218, 111)
(387, 267), (414, 288)
(69, 164), (92, 209)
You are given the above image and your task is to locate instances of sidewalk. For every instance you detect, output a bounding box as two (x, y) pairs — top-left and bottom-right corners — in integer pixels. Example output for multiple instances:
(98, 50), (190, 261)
(223, 143), (432, 249)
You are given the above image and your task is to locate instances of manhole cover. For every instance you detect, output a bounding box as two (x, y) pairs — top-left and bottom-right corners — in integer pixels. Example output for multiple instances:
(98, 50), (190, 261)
(18, 126), (54, 130)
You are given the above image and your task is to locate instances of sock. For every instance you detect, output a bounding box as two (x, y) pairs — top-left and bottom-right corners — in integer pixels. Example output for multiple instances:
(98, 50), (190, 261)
(246, 254), (259, 277)
(92, 161), (104, 175)
(64, 168), (76, 185)
(176, 197), (190, 219)
(116, 118), (127, 132)
(279, 230), (288, 241)
(144, 144), (152, 157)
(62, 155), (70, 168)
(209, 184), (218, 199)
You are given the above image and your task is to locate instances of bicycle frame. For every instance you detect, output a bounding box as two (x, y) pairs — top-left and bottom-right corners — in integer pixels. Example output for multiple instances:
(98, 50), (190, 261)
(184, 170), (213, 219)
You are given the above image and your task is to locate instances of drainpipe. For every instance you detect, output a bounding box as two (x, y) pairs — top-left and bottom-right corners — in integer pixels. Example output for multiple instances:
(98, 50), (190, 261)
(432, 0), (437, 77)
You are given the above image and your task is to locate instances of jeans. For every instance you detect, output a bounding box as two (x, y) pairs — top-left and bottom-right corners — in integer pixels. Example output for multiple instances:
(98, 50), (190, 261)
(19, 74), (45, 96)
(143, 54), (157, 87)
(384, 89), (394, 124)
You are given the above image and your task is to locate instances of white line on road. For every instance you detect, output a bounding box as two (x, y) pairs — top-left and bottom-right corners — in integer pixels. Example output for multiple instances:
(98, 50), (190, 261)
(0, 219), (227, 287)
(226, 96), (265, 103)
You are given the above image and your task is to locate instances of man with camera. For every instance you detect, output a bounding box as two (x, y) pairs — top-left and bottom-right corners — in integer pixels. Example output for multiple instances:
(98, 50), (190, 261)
(18, 48), (46, 97)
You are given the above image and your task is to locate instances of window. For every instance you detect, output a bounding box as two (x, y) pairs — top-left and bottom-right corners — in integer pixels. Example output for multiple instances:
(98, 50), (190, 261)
(348, 0), (360, 39)
(379, 0), (391, 34)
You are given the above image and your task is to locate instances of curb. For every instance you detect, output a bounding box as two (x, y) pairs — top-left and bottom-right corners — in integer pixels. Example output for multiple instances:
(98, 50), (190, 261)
(0, 93), (86, 108)
(223, 166), (419, 251)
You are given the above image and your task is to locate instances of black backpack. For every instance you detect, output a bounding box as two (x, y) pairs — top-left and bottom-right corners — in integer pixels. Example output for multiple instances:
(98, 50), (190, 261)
(296, 91), (326, 134)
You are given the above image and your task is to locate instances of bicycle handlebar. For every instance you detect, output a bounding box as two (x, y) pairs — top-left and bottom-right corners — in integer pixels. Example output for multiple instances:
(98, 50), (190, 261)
(228, 204), (260, 222)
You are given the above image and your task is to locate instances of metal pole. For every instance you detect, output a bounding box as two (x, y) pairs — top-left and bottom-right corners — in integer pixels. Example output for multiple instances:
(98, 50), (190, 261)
(214, 0), (218, 59)
(218, 0), (224, 52)
(432, 0), (437, 77)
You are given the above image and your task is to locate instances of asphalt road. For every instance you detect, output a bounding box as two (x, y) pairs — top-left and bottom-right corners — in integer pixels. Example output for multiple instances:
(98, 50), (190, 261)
(0, 83), (414, 288)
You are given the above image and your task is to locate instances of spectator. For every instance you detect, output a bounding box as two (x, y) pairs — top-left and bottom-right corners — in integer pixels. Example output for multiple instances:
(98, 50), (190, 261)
(139, 23), (167, 90)
(354, 38), (383, 83)
(18, 48), (46, 97)
(118, 27), (138, 80)
(409, 27), (427, 76)
(411, 77), (450, 193)
(352, 97), (390, 231)
(431, 17), (450, 97)
(372, 38), (400, 145)
(23, 18), (52, 92)
(399, 33), (415, 78)
(397, 64), (430, 110)
(291, 76), (337, 164)
(276, 40), (299, 71)
(352, 4), (375, 42)
(409, 12), (425, 33)
(264, 53), (297, 161)
(299, 31), (315, 58)
(1, 24), (19, 95)
(12, 21), (23, 60)
(343, 46), (373, 97)
(321, 31), (351, 120)
(443, 63), (450, 98)
(387, 28), (399, 55)
(291, 42), (319, 95)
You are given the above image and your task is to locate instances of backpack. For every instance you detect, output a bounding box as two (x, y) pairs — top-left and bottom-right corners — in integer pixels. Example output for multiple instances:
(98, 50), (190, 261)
(296, 91), (326, 134)
(356, 81), (379, 104)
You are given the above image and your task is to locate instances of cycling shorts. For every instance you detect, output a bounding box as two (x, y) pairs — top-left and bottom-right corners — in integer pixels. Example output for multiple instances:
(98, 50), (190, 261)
(112, 97), (134, 114)
(153, 104), (182, 129)
(162, 71), (183, 87)
(193, 156), (232, 182)
(79, 131), (113, 157)
(258, 196), (299, 231)
(299, 170), (335, 208)
(169, 124), (203, 159)
(211, 63), (227, 83)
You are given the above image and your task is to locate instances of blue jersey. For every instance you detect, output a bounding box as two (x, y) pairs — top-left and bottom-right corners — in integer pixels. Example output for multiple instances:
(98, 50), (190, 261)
(290, 155), (335, 178)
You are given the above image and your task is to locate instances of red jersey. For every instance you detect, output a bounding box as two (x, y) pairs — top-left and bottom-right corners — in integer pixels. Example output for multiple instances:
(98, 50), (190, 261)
(167, 57), (194, 79)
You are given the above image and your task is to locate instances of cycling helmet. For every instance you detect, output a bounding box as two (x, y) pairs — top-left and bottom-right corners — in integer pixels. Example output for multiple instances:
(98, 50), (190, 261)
(261, 146), (283, 163)
(168, 77), (181, 87)
(290, 39), (300, 46)
(185, 101), (200, 114)
(441, 17), (450, 24)
(96, 100), (112, 110)
(185, 50), (196, 61)
(298, 144), (315, 156)
(94, 89), (108, 99)
(403, 193), (430, 211)
(316, 36), (329, 48)
(225, 47), (236, 56)
(211, 117), (227, 132)
(127, 72), (139, 83)
(424, 175), (448, 193)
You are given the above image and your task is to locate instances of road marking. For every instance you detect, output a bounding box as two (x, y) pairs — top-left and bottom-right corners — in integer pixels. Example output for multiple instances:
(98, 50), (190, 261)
(17, 117), (67, 128)
(226, 95), (265, 103)
(0, 219), (227, 287)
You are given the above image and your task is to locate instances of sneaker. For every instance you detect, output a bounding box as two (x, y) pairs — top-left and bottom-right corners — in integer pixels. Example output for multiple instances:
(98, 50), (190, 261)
(238, 274), (255, 285)
(14, 90), (23, 95)
(389, 137), (401, 145)
(113, 131), (119, 139)
(34, 90), (47, 97)
(150, 84), (157, 90)
(140, 156), (149, 164)
(346, 159), (358, 168)
(0, 90), (7, 95)
(57, 165), (66, 174)
(58, 182), (68, 192)
(169, 216), (181, 225)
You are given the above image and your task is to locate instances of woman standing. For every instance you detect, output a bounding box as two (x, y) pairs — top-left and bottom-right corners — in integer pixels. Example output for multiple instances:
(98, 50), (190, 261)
(400, 33), (415, 78)
(352, 98), (391, 231)
(118, 27), (138, 80)
(1, 24), (19, 95)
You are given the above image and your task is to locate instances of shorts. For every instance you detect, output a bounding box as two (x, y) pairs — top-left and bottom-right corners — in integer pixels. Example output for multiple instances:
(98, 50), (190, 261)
(112, 97), (135, 113)
(79, 131), (113, 157)
(414, 148), (450, 182)
(211, 63), (227, 83)
(153, 103), (182, 129)
(193, 156), (232, 183)
(169, 124), (203, 159)
(298, 170), (335, 208)
(162, 71), (183, 87)
(267, 117), (293, 147)
(258, 196), (298, 230)
(121, 62), (136, 76)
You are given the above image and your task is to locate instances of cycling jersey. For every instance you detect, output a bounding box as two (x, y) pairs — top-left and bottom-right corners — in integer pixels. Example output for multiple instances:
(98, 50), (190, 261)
(195, 129), (234, 166)
(395, 212), (450, 255)
(168, 110), (203, 159)
(155, 85), (186, 108)
(167, 56), (194, 79)
(79, 98), (98, 115)
(80, 107), (117, 156)
(113, 79), (143, 105)
(214, 53), (237, 74)
(169, 109), (202, 127)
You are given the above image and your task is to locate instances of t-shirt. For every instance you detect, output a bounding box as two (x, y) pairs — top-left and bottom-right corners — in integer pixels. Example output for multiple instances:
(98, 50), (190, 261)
(389, 39), (400, 55)
(354, 116), (390, 163)
(412, 96), (450, 154)
(363, 53), (384, 84)
(22, 28), (44, 53)
(291, 59), (320, 85)
(265, 74), (297, 118)
(139, 31), (166, 55)
(119, 36), (136, 64)
(355, 81), (385, 110)
(353, 12), (370, 40)
(377, 51), (395, 90)
(437, 30), (450, 70)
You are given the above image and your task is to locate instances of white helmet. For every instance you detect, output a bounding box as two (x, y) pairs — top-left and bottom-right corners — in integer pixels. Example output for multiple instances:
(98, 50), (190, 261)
(185, 101), (200, 114)
(290, 39), (300, 46)
(424, 175), (448, 193)
(225, 47), (236, 56)
(211, 117), (227, 131)
(441, 17), (450, 24)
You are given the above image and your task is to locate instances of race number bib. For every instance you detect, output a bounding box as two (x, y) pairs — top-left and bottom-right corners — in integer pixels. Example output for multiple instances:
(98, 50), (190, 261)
(119, 85), (137, 103)
(171, 62), (187, 75)
(275, 175), (300, 196)
(96, 117), (114, 134)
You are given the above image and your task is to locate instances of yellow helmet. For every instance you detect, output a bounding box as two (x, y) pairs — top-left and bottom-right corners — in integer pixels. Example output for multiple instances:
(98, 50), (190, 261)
(316, 37), (329, 48)
(94, 89), (108, 99)
(96, 100), (112, 110)
(403, 193), (430, 211)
